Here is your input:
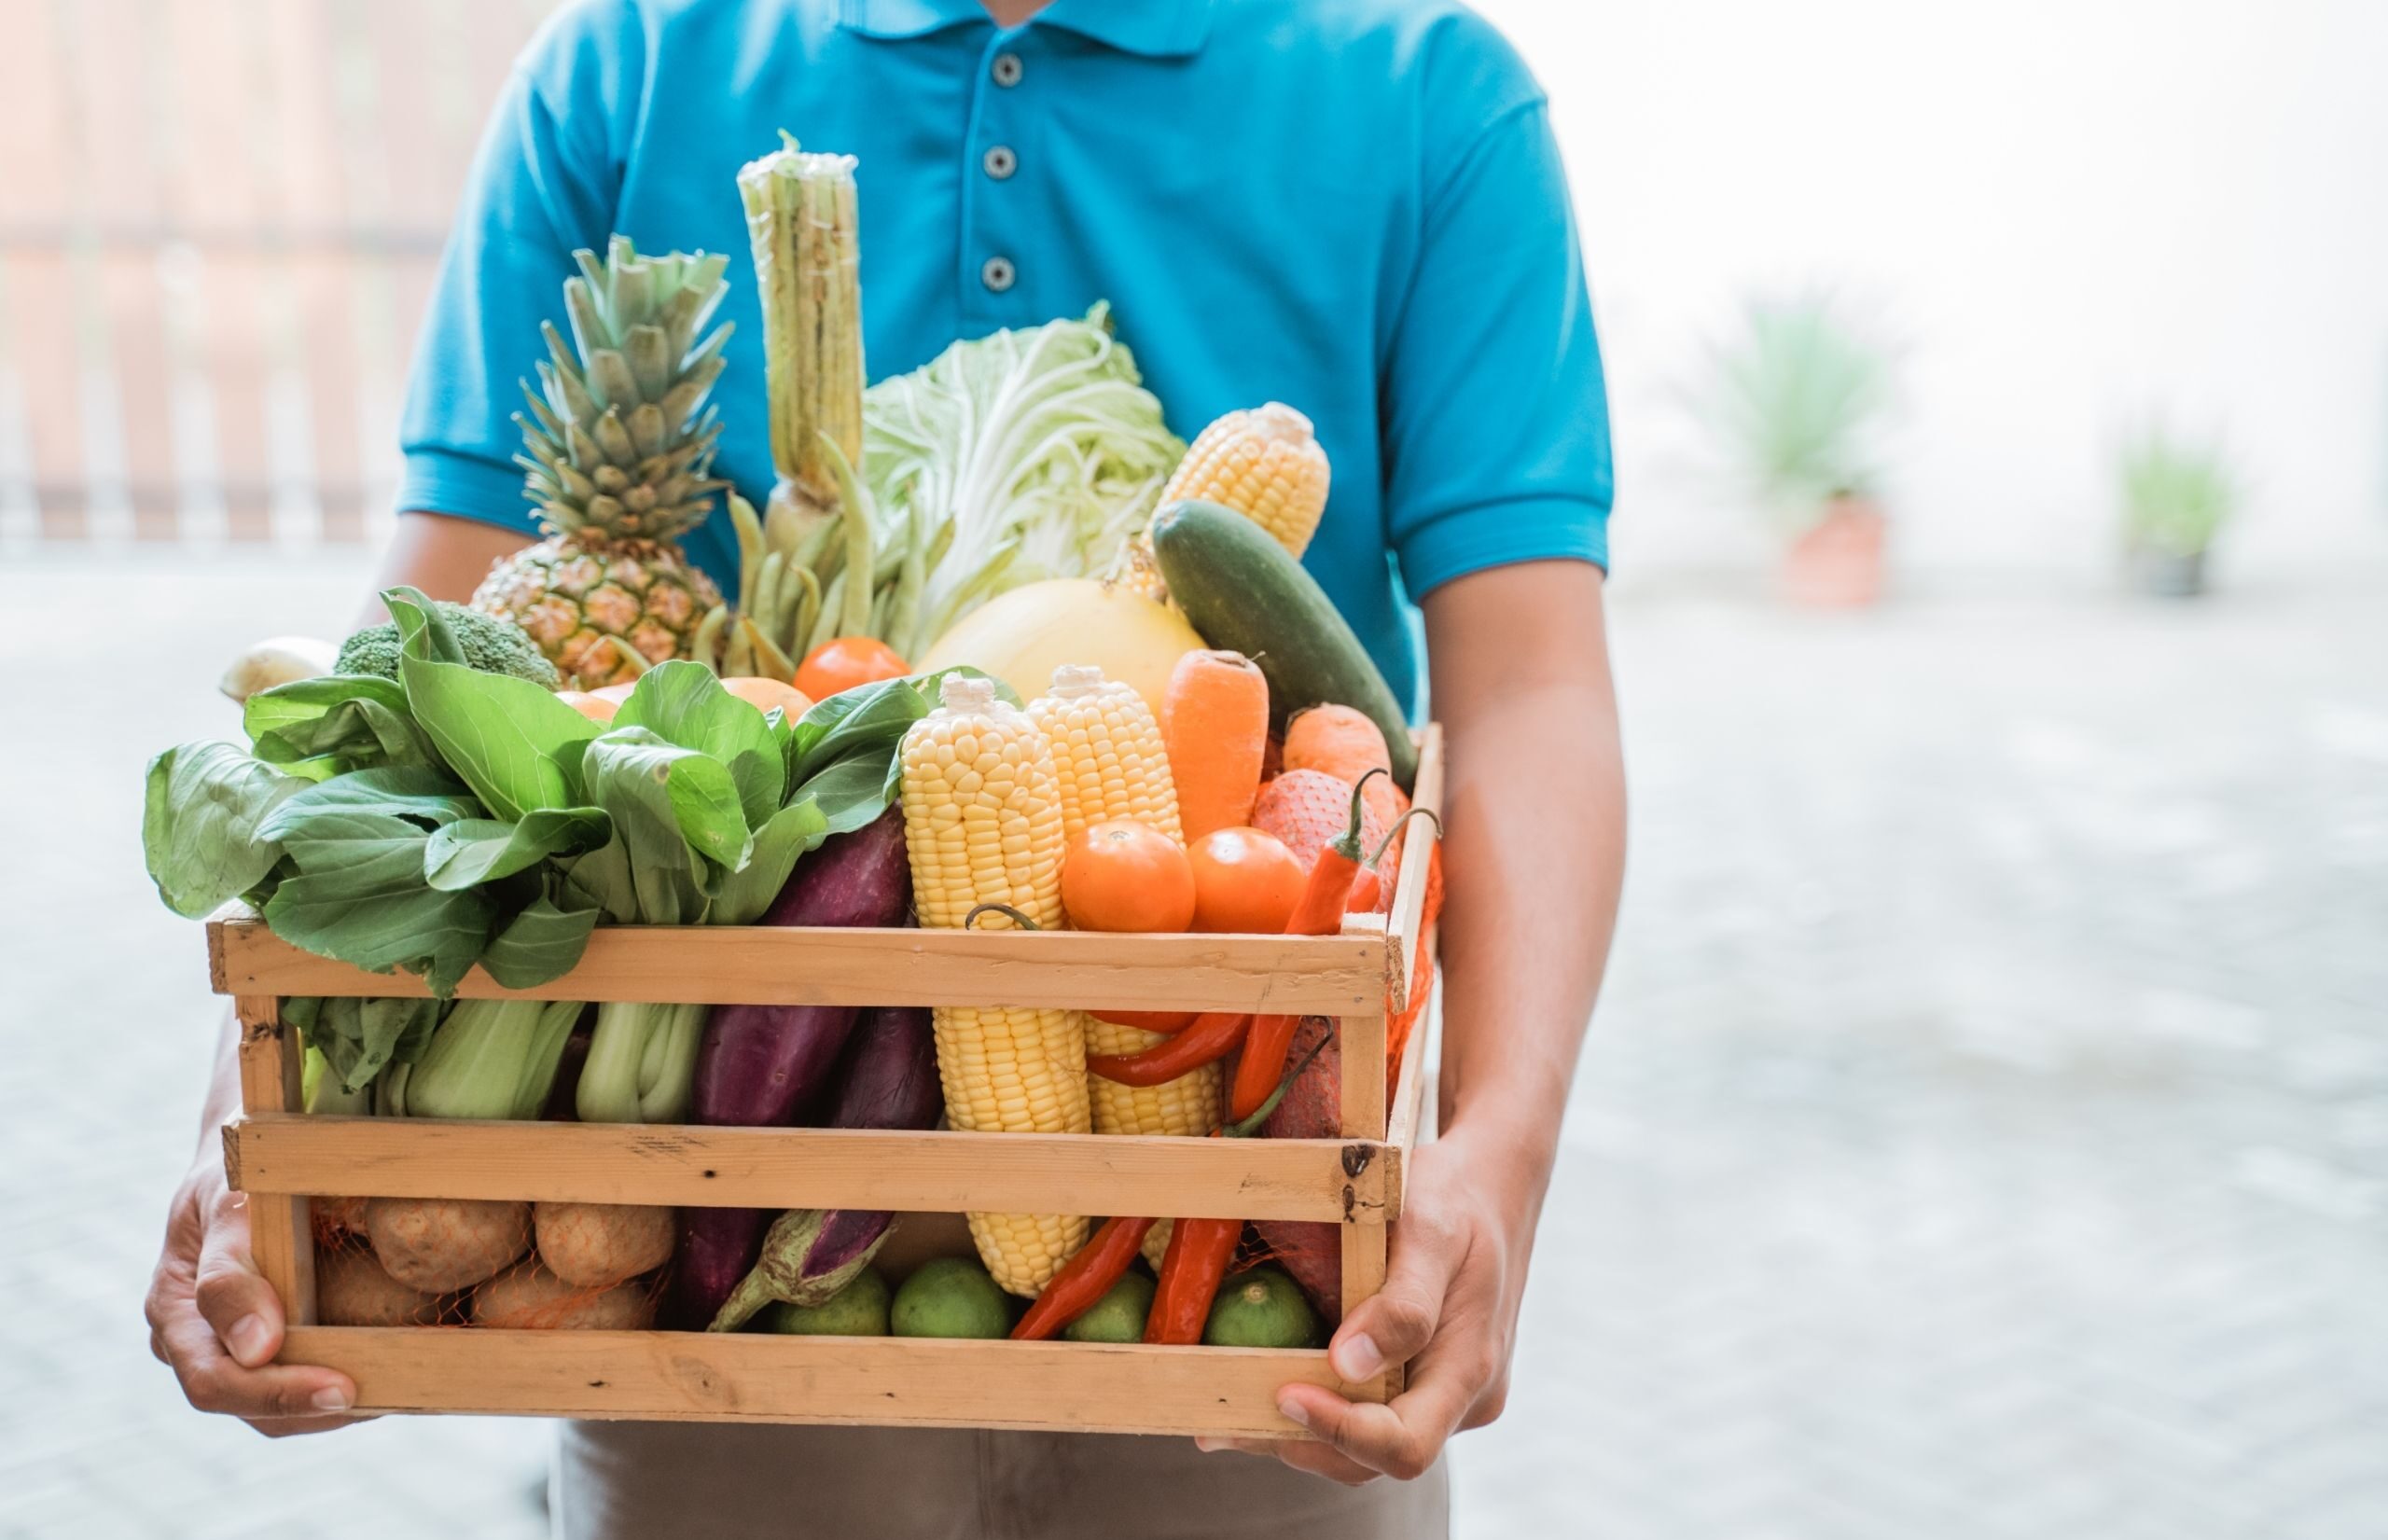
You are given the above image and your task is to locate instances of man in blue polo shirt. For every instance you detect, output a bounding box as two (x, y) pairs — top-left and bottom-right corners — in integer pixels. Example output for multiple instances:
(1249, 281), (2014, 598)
(145, 1), (1626, 1533)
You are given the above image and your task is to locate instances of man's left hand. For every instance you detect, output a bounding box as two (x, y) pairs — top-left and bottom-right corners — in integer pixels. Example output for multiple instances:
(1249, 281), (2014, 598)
(1197, 1124), (1534, 1483)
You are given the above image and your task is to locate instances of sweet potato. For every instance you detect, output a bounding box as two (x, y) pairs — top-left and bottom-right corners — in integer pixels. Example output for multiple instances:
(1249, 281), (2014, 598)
(1251, 1015), (1343, 1323)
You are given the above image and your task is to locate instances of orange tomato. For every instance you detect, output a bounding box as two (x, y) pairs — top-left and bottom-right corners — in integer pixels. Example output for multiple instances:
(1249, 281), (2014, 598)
(1062, 819), (1198, 933)
(556, 689), (618, 723)
(590, 682), (638, 706)
(719, 676), (814, 719)
(795, 636), (910, 701)
(1186, 826), (1307, 934)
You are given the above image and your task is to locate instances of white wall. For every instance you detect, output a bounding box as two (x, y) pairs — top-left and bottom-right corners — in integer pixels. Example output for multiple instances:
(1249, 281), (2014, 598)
(1476, 0), (2388, 583)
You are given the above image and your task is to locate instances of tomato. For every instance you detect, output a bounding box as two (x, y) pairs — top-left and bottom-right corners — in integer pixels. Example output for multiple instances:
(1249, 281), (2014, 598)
(1062, 820), (1198, 933)
(1185, 826), (1307, 934)
(795, 636), (911, 701)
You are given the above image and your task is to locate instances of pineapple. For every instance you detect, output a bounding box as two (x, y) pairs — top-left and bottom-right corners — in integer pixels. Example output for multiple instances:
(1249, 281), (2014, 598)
(472, 236), (734, 688)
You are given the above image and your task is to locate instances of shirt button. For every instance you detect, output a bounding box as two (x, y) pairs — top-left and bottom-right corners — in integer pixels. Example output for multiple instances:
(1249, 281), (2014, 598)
(992, 51), (1023, 88)
(980, 256), (1017, 293)
(982, 145), (1017, 181)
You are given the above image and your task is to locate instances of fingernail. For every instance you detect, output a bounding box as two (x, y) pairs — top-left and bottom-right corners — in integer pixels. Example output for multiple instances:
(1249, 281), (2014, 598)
(229, 1314), (271, 1366)
(311, 1386), (350, 1412)
(1331, 1332), (1382, 1381)
(1276, 1394), (1311, 1428)
(1194, 1436), (1227, 1454)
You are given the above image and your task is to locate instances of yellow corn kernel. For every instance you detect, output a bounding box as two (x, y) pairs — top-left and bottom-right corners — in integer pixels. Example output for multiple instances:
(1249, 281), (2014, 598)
(1027, 664), (1183, 847)
(1159, 402), (1332, 559)
(901, 674), (1089, 1295)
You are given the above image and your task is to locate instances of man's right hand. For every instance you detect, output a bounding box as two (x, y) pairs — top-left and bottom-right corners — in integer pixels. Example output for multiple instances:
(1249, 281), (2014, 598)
(146, 1158), (360, 1436)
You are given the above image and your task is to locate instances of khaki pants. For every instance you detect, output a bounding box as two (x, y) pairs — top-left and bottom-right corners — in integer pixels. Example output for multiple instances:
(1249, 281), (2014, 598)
(554, 1422), (1450, 1540)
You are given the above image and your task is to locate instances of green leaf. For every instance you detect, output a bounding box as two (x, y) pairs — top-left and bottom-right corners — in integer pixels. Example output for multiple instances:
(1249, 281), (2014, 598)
(569, 735), (725, 925)
(286, 995), (442, 1094)
(713, 798), (831, 923)
(142, 742), (305, 918)
(784, 673), (929, 784)
(481, 891), (601, 988)
(387, 586), (597, 820)
(244, 674), (436, 772)
(257, 765), (482, 837)
(585, 728), (752, 872)
(613, 659), (784, 826)
(423, 807), (613, 891)
(260, 805), (497, 996)
(789, 754), (900, 836)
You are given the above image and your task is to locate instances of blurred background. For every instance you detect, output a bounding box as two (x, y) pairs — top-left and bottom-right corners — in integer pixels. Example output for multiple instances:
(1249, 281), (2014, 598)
(3, 2), (2383, 1537)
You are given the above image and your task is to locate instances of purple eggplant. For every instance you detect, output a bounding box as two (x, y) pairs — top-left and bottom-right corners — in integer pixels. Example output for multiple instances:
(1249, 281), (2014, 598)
(707, 1006), (938, 1331)
(690, 809), (913, 1130)
(667, 812), (914, 1329)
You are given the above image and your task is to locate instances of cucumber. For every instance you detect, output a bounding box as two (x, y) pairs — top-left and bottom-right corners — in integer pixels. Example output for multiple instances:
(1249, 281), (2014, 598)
(1148, 500), (1417, 789)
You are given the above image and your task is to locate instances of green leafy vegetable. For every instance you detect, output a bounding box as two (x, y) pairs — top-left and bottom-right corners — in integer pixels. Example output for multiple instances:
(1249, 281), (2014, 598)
(287, 995), (441, 1096)
(388, 587), (598, 821)
(243, 674), (437, 777)
(143, 742), (305, 918)
(386, 997), (586, 1121)
(862, 305), (1184, 657)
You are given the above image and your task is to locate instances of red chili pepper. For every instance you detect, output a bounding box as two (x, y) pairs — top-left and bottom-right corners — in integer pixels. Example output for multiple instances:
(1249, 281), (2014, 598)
(1226, 771), (1379, 1119)
(1144, 1214), (1242, 1344)
(1086, 1010), (1248, 1085)
(1010, 1214), (1158, 1341)
(1345, 867), (1381, 912)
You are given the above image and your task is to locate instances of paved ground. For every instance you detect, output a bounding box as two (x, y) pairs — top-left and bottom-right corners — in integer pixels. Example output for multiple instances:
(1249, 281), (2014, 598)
(3, 553), (2382, 1539)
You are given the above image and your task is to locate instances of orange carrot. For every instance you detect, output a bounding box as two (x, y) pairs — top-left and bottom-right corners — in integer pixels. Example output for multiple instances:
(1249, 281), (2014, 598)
(1163, 650), (1269, 840)
(1284, 704), (1405, 873)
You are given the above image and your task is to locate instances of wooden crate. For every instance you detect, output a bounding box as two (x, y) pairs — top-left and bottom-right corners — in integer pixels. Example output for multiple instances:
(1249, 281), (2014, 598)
(203, 728), (1443, 1439)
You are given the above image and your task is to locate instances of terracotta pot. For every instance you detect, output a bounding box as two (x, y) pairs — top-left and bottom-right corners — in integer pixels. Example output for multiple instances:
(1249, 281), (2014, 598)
(1782, 496), (1886, 608)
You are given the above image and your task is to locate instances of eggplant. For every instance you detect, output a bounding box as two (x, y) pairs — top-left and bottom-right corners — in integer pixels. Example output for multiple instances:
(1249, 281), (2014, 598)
(707, 1006), (938, 1330)
(690, 809), (913, 1130)
(667, 812), (914, 1329)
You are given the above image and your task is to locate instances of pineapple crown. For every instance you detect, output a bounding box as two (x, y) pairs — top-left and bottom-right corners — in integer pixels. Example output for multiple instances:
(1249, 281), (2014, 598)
(515, 234), (733, 544)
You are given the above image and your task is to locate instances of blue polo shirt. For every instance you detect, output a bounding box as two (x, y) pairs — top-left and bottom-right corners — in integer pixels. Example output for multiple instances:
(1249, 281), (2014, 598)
(399, 0), (1612, 712)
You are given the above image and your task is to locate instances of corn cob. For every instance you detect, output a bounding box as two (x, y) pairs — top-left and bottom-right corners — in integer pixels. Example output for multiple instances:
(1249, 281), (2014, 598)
(1026, 664), (1184, 847)
(1024, 662), (1209, 1268)
(1160, 402), (1332, 558)
(899, 673), (1090, 1295)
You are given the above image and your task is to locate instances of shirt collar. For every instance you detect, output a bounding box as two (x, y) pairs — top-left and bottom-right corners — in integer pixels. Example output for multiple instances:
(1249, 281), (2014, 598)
(839, 0), (1213, 57)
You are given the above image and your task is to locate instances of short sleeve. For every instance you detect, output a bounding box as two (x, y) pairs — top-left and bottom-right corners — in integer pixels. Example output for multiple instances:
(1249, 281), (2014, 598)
(395, 7), (637, 534)
(1381, 100), (1614, 597)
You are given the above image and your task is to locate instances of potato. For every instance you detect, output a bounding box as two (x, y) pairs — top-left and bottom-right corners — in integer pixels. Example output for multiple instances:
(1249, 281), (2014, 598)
(313, 1195), (368, 1239)
(472, 1263), (656, 1330)
(315, 1245), (443, 1326)
(535, 1201), (675, 1289)
(365, 1197), (530, 1293)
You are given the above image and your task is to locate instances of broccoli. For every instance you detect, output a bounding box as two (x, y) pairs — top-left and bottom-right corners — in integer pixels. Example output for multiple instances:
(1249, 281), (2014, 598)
(335, 601), (560, 688)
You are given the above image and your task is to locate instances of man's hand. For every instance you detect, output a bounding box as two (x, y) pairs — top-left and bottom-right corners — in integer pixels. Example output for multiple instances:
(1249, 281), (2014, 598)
(1201, 1126), (1531, 1481)
(146, 1158), (361, 1436)
(1202, 560), (1624, 1481)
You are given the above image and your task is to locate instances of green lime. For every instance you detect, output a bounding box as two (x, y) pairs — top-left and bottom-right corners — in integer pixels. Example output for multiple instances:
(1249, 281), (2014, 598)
(891, 1256), (1012, 1339)
(1062, 1270), (1156, 1343)
(761, 1266), (890, 1337)
(1202, 1266), (1319, 1349)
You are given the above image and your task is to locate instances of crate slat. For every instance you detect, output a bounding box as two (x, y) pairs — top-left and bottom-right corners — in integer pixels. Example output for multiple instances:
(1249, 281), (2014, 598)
(208, 918), (1387, 1015)
(284, 1326), (1341, 1436)
(1384, 723), (1445, 1012)
(226, 1114), (1400, 1225)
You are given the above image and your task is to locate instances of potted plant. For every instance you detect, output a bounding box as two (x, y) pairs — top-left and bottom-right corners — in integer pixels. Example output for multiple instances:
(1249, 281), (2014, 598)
(1697, 293), (1894, 607)
(2119, 426), (2237, 597)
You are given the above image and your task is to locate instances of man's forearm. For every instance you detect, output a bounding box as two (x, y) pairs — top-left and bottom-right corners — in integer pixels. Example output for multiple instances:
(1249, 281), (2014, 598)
(356, 510), (534, 623)
(1422, 563), (1625, 1195)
